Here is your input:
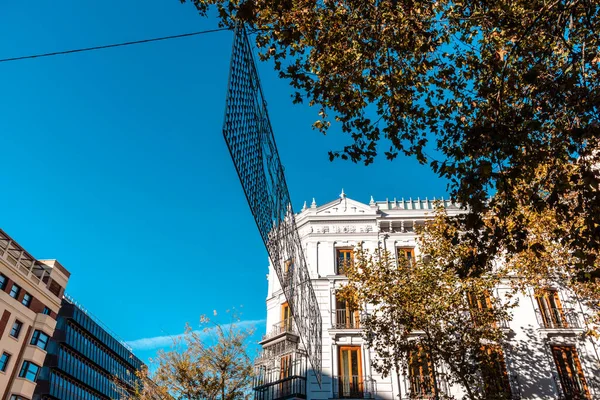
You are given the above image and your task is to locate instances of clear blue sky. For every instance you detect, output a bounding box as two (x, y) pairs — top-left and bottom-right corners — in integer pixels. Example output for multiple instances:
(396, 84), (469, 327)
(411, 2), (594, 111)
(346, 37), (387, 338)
(0, 1), (448, 363)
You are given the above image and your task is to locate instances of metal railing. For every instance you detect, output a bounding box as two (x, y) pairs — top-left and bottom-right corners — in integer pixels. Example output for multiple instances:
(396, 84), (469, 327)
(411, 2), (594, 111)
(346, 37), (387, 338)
(535, 308), (582, 329)
(333, 309), (361, 329)
(262, 318), (297, 341)
(336, 261), (353, 275)
(404, 373), (449, 399)
(254, 375), (306, 400)
(332, 376), (375, 399)
(468, 309), (510, 329)
(552, 371), (590, 399)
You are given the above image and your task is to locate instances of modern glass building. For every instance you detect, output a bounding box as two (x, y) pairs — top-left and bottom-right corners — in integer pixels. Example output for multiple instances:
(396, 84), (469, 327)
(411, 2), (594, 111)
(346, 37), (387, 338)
(33, 297), (143, 400)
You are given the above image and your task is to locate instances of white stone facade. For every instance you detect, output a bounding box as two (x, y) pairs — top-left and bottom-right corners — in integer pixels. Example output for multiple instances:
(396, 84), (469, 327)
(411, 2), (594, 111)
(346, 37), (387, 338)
(256, 194), (600, 400)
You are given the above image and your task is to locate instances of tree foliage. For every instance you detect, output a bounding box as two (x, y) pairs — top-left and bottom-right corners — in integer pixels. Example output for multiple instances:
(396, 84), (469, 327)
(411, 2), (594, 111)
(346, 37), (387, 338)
(116, 315), (255, 400)
(182, 0), (600, 279)
(338, 209), (517, 398)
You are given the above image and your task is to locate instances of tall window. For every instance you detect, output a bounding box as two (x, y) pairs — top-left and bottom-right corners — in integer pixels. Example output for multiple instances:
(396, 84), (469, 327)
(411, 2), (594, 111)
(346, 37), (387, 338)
(397, 247), (415, 267)
(281, 303), (292, 332)
(280, 354), (292, 379)
(30, 330), (50, 350)
(408, 347), (436, 397)
(338, 346), (363, 398)
(279, 354), (293, 397)
(335, 296), (360, 329)
(336, 249), (354, 275)
(9, 284), (20, 299)
(10, 320), (22, 338)
(536, 289), (567, 328)
(551, 346), (590, 399)
(480, 345), (512, 398)
(0, 352), (11, 372)
(467, 290), (497, 327)
(19, 360), (40, 381)
(22, 293), (32, 307)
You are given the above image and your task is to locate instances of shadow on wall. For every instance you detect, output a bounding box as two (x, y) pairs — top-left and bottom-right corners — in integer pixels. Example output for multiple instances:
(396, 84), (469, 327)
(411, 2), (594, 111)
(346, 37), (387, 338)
(506, 323), (600, 399)
(506, 325), (561, 399)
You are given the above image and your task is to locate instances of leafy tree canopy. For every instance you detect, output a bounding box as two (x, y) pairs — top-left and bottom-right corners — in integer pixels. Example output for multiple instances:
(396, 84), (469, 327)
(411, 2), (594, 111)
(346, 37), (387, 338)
(182, 0), (600, 277)
(116, 314), (255, 400)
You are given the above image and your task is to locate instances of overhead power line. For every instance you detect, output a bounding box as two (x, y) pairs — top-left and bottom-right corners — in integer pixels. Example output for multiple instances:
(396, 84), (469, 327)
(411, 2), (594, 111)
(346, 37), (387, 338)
(0, 27), (230, 64)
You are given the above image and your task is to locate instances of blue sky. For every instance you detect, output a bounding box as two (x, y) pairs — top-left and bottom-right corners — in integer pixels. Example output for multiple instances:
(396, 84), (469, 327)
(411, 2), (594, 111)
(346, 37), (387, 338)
(0, 1), (448, 363)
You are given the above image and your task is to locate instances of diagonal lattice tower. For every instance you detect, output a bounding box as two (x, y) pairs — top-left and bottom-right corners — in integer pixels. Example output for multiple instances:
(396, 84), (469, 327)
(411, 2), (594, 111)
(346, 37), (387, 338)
(222, 25), (322, 385)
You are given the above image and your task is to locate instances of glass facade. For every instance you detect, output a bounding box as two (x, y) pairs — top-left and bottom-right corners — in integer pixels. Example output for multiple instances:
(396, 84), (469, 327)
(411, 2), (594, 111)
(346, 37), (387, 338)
(33, 300), (143, 400)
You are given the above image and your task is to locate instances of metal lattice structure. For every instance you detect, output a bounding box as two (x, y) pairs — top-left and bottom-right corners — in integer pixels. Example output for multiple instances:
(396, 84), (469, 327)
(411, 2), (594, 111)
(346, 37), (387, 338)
(222, 25), (322, 385)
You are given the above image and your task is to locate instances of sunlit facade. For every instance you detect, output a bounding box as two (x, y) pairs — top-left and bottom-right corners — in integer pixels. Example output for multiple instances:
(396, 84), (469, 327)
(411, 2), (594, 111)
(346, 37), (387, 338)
(0, 229), (70, 400)
(254, 194), (600, 399)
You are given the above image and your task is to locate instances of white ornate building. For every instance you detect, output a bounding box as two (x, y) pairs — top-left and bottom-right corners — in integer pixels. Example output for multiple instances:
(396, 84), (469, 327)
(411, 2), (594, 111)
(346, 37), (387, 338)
(253, 193), (600, 400)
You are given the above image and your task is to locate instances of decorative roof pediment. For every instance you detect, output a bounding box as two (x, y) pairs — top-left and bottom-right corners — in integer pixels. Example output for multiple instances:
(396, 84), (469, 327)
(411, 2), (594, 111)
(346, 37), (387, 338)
(313, 195), (377, 216)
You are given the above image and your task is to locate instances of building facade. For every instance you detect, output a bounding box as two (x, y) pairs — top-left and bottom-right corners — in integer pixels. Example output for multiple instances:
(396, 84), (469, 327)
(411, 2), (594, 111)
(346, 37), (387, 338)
(254, 194), (600, 399)
(0, 229), (70, 400)
(33, 297), (144, 400)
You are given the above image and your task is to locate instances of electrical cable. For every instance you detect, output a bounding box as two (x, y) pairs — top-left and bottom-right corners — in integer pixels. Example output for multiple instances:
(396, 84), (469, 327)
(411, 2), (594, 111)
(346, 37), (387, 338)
(0, 27), (230, 64)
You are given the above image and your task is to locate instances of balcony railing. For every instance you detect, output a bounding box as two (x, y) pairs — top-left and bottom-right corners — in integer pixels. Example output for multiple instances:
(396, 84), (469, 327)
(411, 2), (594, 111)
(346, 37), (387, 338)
(262, 318), (297, 341)
(333, 309), (361, 329)
(468, 309), (510, 329)
(552, 371), (590, 399)
(404, 373), (449, 399)
(254, 375), (306, 400)
(332, 376), (375, 399)
(535, 308), (582, 329)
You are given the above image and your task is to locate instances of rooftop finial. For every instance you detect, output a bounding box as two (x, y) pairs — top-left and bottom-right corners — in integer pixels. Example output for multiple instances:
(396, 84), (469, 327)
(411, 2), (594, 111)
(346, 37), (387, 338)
(340, 188), (346, 199)
(311, 198), (317, 208)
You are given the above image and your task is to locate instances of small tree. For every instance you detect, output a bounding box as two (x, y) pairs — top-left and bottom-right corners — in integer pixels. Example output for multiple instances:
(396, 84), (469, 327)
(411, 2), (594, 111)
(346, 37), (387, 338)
(339, 209), (516, 399)
(116, 314), (255, 400)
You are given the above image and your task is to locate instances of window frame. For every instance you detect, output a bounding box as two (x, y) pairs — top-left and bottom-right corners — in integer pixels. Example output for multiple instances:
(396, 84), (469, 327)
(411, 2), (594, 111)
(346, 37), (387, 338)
(22, 293), (32, 307)
(30, 329), (50, 351)
(0, 352), (11, 372)
(551, 345), (590, 398)
(396, 247), (415, 267)
(536, 289), (567, 328)
(338, 346), (363, 397)
(335, 295), (360, 329)
(18, 360), (40, 382)
(408, 346), (436, 397)
(9, 283), (21, 299)
(479, 345), (512, 397)
(10, 320), (23, 338)
(336, 249), (354, 275)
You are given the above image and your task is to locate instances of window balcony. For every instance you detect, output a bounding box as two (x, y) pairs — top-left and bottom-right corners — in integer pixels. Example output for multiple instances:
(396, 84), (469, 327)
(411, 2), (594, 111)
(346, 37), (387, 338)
(468, 309), (510, 330)
(333, 309), (361, 330)
(535, 307), (582, 330)
(254, 375), (307, 400)
(260, 318), (298, 345)
(332, 376), (375, 399)
(403, 373), (450, 399)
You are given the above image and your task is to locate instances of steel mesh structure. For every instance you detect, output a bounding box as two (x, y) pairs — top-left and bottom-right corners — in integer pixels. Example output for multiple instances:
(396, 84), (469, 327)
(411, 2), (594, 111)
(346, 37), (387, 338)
(222, 25), (322, 385)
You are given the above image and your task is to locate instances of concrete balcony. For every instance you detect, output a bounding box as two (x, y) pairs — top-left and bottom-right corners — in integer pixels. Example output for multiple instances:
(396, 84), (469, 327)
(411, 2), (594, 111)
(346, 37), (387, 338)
(260, 318), (299, 346)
